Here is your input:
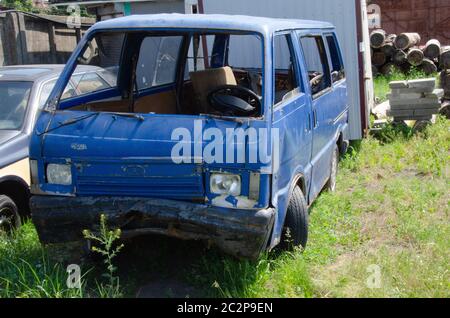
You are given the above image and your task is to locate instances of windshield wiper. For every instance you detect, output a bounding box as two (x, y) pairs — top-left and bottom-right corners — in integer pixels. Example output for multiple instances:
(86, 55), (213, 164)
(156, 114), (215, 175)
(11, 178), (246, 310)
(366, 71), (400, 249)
(37, 112), (100, 136)
(109, 112), (144, 121)
(37, 111), (144, 137)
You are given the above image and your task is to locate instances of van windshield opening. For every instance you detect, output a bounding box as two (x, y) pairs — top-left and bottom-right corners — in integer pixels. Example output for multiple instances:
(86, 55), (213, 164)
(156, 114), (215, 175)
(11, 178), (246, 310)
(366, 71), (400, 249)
(59, 31), (264, 118)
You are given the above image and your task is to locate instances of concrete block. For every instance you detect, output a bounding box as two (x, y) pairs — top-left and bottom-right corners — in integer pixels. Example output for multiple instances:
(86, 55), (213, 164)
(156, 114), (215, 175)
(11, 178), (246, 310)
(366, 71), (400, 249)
(389, 97), (441, 107)
(389, 80), (408, 89)
(390, 104), (440, 110)
(407, 78), (436, 90)
(389, 78), (436, 91)
(426, 89), (444, 99)
(388, 92), (423, 100)
(391, 87), (434, 94)
(387, 108), (439, 117)
(393, 116), (433, 121)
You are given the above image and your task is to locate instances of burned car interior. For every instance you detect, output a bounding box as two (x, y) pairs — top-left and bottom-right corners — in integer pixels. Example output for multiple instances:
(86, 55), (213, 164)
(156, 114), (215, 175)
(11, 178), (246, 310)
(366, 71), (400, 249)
(61, 31), (280, 117)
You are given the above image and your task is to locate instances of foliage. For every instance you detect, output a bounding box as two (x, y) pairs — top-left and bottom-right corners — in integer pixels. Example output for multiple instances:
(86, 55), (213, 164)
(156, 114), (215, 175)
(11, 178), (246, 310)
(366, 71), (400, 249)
(83, 214), (124, 298)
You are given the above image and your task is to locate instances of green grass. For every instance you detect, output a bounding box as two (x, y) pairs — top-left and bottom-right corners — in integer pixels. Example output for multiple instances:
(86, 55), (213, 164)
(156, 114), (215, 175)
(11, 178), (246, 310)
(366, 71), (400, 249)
(374, 68), (437, 103)
(1, 118), (449, 298)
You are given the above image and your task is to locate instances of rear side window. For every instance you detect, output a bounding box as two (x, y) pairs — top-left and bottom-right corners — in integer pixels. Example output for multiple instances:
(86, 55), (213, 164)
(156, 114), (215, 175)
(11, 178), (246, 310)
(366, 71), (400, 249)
(137, 36), (183, 90)
(299, 35), (331, 97)
(273, 34), (300, 105)
(325, 34), (345, 83)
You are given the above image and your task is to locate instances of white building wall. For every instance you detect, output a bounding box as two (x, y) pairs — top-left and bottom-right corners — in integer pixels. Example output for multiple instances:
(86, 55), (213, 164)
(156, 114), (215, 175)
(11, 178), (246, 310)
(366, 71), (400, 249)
(202, 0), (371, 140)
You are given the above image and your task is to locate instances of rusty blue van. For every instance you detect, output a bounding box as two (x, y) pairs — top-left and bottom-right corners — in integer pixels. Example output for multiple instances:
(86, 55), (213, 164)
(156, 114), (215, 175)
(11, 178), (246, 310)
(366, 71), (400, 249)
(29, 14), (349, 259)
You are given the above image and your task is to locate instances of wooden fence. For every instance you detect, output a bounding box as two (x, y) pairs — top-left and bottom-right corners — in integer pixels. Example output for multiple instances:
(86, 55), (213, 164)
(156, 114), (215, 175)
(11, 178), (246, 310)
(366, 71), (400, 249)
(0, 10), (94, 66)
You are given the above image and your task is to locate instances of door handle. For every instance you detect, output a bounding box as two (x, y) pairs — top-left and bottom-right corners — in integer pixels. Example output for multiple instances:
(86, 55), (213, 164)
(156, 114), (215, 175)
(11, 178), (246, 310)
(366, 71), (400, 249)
(307, 112), (312, 131)
(313, 109), (318, 128)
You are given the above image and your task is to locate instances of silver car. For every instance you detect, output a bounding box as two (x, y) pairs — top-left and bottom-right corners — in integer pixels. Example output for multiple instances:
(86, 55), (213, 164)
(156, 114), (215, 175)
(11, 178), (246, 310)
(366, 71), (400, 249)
(0, 64), (116, 234)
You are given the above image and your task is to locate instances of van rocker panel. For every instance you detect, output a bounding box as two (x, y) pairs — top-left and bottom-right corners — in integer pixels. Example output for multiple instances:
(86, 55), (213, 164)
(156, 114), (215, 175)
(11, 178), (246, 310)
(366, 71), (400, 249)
(30, 195), (275, 259)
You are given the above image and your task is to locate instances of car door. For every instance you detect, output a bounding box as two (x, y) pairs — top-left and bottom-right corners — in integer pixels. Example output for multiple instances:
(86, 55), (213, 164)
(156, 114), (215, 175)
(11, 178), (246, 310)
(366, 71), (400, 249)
(271, 32), (313, 241)
(298, 32), (335, 203)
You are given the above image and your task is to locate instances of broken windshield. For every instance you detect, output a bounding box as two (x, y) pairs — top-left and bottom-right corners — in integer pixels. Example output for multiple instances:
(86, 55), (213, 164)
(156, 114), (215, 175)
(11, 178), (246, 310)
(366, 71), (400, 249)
(59, 30), (264, 118)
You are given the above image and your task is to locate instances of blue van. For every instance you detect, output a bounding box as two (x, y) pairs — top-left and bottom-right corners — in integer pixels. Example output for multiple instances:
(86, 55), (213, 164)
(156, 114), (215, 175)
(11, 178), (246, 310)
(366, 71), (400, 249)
(29, 14), (349, 259)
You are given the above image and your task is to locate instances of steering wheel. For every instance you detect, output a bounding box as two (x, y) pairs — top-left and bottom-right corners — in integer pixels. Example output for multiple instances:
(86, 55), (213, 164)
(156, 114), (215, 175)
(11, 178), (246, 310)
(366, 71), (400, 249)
(208, 85), (261, 116)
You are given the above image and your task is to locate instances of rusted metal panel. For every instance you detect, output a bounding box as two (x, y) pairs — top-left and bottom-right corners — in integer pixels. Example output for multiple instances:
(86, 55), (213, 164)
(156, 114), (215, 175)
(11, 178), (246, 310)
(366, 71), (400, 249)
(369, 0), (450, 44)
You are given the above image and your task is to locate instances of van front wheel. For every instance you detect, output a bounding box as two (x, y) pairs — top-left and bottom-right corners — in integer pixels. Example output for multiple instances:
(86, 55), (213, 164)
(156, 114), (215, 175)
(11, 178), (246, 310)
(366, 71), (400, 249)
(0, 195), (21, 235)
(280, 186), (309, 250)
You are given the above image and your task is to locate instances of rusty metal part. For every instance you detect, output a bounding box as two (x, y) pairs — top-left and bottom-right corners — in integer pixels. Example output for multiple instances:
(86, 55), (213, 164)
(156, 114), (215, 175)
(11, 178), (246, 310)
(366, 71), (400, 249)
(31, 195), (275, 259)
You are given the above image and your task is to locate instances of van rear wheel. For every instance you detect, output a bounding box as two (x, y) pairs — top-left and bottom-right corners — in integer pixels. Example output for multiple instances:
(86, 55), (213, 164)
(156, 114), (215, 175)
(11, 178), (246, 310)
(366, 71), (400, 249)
(0, 195), (21, 235)
(280, 186), (309, 250)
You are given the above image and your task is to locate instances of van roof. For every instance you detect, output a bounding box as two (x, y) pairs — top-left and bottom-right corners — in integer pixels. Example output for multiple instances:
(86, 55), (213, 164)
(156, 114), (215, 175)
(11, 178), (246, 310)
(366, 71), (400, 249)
(91, 14), (335, 35)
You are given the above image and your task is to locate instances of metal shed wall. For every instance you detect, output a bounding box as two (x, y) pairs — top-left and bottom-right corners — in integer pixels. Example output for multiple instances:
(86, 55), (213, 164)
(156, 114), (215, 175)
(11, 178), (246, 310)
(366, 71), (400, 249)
(202, 0), (370, 140)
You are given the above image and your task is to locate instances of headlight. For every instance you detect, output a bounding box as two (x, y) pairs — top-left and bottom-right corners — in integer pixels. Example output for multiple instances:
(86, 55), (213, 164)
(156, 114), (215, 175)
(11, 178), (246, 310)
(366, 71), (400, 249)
(46, 163), (72, 185)
(210, 174), (241, 196)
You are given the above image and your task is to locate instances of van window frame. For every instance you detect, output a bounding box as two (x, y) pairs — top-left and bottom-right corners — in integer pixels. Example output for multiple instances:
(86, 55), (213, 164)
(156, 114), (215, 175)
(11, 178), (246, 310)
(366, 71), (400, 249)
(56, 28), (267, 119)
(272, 30), (304, 109)
(297, 31), (332, 100)
(323, 32), (345, 85)
(57, 30), (126, 110)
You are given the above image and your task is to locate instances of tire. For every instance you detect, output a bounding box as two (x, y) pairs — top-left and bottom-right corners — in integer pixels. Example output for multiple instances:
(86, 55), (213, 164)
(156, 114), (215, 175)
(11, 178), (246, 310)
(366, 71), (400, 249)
(280, 186), (309, 250)
(0, 195), (21, 235)
(325, 144), (339, 192)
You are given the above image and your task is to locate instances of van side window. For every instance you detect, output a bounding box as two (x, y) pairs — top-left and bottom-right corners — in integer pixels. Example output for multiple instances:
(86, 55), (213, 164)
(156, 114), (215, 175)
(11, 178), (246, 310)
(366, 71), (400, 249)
(325, 34), (345, 83)
(299, 36), (331, 97)
(273, 34), (300, 105)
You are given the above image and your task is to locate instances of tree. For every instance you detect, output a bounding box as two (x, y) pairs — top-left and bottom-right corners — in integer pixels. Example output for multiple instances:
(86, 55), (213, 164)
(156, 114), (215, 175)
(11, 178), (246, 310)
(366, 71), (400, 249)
(1, 0), (34, 12)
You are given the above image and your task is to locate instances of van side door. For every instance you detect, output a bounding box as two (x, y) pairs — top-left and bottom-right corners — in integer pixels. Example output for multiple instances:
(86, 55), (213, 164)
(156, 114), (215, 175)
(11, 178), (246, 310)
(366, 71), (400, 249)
(297, 32), (335, 203)
(271, 32), (313, 241)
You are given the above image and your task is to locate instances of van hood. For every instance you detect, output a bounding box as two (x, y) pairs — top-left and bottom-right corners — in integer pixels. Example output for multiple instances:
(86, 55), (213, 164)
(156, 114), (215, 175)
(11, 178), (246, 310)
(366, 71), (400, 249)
(31, 111), (270, 200)
(0, 130), (21, 146)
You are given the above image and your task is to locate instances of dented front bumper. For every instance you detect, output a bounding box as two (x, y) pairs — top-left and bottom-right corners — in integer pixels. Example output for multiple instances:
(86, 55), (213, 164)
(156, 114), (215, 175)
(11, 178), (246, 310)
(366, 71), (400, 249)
(30, 195), (275, 259)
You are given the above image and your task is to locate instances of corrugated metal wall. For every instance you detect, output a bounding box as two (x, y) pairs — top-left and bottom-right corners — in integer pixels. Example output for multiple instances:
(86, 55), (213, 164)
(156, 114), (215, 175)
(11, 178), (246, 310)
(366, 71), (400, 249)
(203, 0), (367, 140)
